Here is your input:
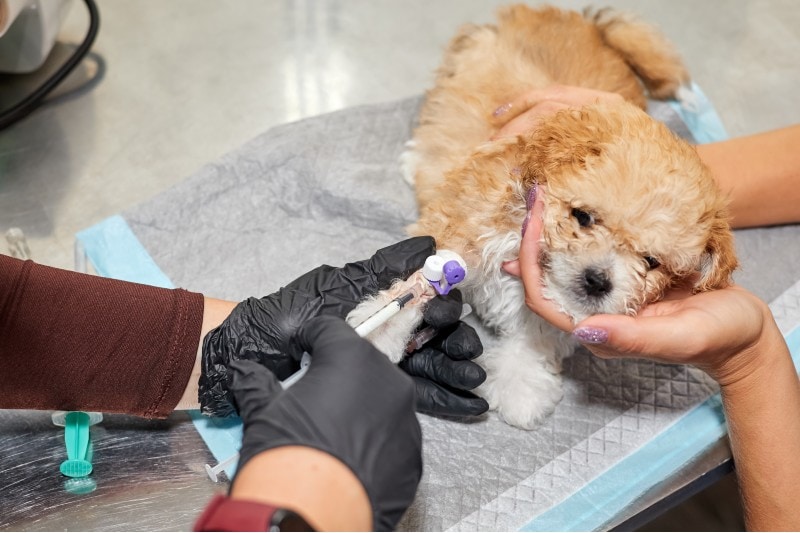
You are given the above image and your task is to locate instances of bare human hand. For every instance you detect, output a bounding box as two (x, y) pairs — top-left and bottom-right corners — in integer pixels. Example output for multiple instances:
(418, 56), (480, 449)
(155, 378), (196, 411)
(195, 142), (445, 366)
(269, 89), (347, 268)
(572, 284), (782, 386)
(491, 85), (624, 139)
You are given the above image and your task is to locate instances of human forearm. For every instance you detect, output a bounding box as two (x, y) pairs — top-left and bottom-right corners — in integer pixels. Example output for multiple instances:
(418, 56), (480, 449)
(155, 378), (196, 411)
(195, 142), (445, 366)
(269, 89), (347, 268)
(229, 446), (372, 531)
(719, 320), (800, 530)
(0, 255), (203, 417)
(696, 125), (800, 228)
(564, 284), (800, 528)
(492, 86), (800, 229)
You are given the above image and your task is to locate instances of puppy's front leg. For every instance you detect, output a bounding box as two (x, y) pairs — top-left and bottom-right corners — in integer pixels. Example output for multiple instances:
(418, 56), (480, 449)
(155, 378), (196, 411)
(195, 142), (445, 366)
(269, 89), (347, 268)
(475, 318), (572, 429)
(345, 272), (435, 363)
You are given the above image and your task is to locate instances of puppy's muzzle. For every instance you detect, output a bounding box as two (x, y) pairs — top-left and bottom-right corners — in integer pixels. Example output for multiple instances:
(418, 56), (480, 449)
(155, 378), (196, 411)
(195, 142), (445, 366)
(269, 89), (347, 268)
(582, 267), (612, 298)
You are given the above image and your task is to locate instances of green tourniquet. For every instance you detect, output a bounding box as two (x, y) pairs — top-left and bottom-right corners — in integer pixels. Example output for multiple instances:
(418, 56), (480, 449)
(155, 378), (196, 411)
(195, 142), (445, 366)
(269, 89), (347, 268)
(60, 411), (93, 478)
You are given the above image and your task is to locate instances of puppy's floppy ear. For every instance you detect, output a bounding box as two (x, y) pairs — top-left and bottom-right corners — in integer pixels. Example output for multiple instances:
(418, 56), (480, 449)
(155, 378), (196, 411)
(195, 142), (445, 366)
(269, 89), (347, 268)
(694, 214), (738, 292)
(519, 107), (607, 185)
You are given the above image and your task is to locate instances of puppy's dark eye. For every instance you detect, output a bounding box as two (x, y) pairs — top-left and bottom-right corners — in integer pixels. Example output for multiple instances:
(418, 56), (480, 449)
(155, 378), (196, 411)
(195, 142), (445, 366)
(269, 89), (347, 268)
(571, 208), (594, 228)
(644, 256), (660, 270)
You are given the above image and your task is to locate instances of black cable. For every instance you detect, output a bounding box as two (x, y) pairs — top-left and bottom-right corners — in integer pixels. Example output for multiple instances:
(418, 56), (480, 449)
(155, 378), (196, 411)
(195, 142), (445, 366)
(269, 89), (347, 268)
(0, 0), (100, 130)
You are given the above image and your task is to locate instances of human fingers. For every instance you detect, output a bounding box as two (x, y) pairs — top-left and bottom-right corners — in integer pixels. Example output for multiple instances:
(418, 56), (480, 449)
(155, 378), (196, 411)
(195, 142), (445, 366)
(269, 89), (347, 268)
(407, 376), (490, 418)
(572, 286), (768, 372)
(491, 100), (569, 139)
(284, 236), (436, 320)
(418, 289), (483, 360)
(503, 186), (575, 332)
(227, 359), (285, 420)
(422, 288), (464, 328)
(401, 294), (487, 418)
(430, 321), (484, 361)
(399, 347), (486, 391)
(571, 312), (702, 364)
(490, 87), (570, 125)
(491, 85), (625, 138)
(491, 85), (624, 124)
(365, 236), (436, 289)
(400, 346), (489, 417)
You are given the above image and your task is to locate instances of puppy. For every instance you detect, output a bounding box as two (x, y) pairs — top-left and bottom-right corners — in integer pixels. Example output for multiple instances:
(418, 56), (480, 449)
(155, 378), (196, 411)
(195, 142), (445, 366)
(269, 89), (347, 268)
(402, 5), (738, 429)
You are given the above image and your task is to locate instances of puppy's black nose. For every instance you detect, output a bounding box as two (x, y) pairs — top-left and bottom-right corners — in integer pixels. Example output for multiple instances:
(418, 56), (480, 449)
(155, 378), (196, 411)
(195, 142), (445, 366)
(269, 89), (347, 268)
(583, 267), (612, 297)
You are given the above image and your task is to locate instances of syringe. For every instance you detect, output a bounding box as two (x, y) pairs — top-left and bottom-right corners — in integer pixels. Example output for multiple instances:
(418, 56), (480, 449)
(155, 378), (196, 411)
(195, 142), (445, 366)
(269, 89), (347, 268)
(204, 450), (239, 483)
(354, 292), (416, 337)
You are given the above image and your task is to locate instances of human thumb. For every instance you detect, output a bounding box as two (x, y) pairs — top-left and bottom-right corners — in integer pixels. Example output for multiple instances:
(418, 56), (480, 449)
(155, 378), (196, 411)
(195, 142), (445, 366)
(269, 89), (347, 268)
(572, 314), (650, 359)
(572, 313), (688, 361)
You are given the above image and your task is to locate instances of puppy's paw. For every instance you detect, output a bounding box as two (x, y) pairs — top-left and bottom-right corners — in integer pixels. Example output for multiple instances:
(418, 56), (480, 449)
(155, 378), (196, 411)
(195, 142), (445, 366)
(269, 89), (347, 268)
(487, 370), (564, 429)
(497, 374), (564, 429)
(476, 348), (563, 429)
(674, 85), (699, 112)
(399, 140), (419, 187)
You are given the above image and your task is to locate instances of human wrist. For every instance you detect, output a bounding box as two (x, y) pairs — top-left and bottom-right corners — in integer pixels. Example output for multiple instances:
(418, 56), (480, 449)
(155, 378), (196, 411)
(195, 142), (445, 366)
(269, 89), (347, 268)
(708, 304), (786, 390)
(230, 446), (372, 531)
(198, 296), (304, 417)
(175, 297), (238, 411)
(195, 494), (314, 532)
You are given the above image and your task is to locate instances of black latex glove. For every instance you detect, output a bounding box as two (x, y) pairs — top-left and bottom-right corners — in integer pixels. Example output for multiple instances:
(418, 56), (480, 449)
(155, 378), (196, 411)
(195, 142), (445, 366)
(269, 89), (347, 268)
(229, 316), (422, 532)
(200, 236), (435, 417)
(400, 288), (489, 418)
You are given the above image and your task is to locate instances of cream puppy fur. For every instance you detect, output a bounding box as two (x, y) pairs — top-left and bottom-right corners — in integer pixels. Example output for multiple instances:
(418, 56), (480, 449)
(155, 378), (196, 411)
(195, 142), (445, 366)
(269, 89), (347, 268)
(402, 5), (738, 429)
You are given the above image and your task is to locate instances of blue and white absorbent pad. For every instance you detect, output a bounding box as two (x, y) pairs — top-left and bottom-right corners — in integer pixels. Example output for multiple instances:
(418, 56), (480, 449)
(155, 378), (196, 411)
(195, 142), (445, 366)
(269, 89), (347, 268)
(77, 85), (800, 531)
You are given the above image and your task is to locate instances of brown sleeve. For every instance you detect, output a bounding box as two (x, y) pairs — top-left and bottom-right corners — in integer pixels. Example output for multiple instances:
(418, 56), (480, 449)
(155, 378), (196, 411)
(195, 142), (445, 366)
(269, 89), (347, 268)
(0, 254), (204, 418)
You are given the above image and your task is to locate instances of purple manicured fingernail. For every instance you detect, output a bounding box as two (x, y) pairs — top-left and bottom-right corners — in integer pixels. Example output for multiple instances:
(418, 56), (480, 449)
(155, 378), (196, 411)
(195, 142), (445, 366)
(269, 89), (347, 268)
(526, 184), (538, 210)
(572, 326), (609, 344)
(493, 102), (512, 117)
(520, 185), (538, 238)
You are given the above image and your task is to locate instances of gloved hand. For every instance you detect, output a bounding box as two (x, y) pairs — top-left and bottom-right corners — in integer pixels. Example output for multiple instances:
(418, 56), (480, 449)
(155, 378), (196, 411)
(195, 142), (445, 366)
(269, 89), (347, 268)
(229, 316), (422, 532)
(199, 236), (436, 417)
(400, 289), (489, 417)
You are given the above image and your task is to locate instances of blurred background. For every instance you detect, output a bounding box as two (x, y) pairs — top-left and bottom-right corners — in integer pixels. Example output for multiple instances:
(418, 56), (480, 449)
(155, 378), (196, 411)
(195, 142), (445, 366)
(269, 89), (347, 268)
(1, 1), (798, 529)
(1, 1), (798, 271)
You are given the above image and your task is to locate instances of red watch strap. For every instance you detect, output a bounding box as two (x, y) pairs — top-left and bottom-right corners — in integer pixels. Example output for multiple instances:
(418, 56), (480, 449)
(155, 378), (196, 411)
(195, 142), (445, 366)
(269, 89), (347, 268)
(195, 494), (280, 532)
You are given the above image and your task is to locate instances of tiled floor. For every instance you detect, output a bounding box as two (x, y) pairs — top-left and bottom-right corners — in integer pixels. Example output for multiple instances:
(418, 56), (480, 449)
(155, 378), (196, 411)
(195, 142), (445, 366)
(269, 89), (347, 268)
(2, 0), (799, 529)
